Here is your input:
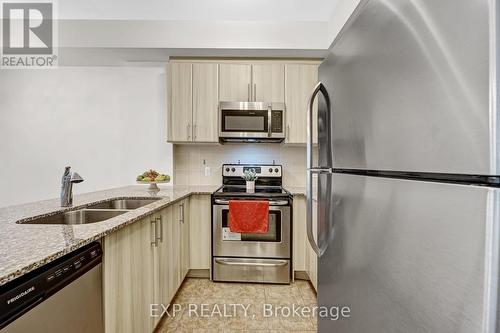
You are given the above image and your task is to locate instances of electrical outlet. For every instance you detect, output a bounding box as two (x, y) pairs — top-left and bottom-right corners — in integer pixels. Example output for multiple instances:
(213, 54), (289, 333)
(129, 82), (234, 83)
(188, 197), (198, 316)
(204, 166), (211, 177)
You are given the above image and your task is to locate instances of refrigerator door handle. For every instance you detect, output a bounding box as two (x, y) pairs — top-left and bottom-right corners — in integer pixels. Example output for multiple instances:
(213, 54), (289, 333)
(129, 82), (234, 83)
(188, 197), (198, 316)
(307, 82), (333, 258)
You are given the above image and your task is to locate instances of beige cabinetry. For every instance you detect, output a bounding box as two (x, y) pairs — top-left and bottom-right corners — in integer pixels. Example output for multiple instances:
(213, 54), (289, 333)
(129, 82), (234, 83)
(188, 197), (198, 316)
(173, 198), (191, 280)
(103, 214), (157, 333)
(103, 200), (192, 333)
(168, 63), (193, 142)
(285, 64), (319, 144)
(293, 195), (318, 292)
(192, 64), (219, 142)
(306, 197), (318, 291)
(189, 195), (211, 270)
(251, 63), (285, 102)
(168, 59), (320, 144)
(168, 63), (219, 143)
(218, 64), (252, 101)
(293, 196), (307, 271)
(219, 63), (284, 102)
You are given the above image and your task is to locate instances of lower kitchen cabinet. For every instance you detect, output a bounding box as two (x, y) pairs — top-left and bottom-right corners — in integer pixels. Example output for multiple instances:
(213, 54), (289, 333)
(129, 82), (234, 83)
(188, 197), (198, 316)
(179, 198), (190, 279)
(189, 195), (211, 270)
(306, 198), (318, 291)
(293, 195), (318, 291)
(103, 200), (191, 333)
(293, 197), (307, 271)
(103, 214), (157, 333)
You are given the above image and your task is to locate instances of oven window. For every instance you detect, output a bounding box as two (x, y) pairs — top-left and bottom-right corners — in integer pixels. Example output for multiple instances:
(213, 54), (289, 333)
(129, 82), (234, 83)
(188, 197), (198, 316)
(221, 209), (282, 242)
(221, 110), (268, 133)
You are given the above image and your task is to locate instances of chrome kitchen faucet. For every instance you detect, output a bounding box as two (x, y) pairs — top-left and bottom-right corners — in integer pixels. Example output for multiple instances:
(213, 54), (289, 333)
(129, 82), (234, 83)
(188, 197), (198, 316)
(60, 166), (84, 207)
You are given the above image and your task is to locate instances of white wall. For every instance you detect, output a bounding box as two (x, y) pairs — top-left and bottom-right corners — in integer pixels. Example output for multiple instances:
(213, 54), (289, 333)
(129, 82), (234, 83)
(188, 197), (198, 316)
(327, 0), (361, 46)
(0, 66), (172, 207)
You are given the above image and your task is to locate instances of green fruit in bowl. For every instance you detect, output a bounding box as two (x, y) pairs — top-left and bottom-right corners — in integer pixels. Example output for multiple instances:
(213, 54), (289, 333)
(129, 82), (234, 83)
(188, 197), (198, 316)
(155, 174), (170, 182)
(136, 175), (144, 181)
(142, 177), (152, 182)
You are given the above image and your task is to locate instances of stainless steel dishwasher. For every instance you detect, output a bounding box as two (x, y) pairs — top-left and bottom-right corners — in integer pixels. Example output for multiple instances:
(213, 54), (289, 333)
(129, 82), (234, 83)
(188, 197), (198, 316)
(0, 242), (103, 333)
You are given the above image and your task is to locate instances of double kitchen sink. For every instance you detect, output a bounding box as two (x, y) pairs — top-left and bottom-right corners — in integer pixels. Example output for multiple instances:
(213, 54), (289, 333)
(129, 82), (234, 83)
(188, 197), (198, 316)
(18, 198), (161, 225)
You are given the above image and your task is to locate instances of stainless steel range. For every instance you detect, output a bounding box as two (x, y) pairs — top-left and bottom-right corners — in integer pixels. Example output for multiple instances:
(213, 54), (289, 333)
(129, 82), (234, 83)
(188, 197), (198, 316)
(211, 164), (292, 284)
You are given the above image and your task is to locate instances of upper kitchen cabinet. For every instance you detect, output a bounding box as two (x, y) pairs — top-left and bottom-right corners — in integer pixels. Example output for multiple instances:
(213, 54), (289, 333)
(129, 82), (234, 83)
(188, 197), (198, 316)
(168, 59), (321, 144)
(219, 63), (284, 102)
(285, 64), (319, 144)
(168, 62), (193, 142)
(251, 64), (285, 102)
(192, 63), (219, 142)
(218, 64), (252, 101)
(168, 62), (219, 143)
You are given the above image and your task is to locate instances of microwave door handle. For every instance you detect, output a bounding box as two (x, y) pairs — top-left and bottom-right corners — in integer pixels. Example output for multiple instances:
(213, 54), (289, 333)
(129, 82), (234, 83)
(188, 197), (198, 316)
(268, 105), (272, 137)
(306, 82), (333, 258)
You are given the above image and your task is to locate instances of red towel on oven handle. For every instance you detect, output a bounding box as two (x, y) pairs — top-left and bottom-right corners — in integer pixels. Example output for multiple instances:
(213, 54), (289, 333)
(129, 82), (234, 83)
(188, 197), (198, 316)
(228, 200), (269, 234)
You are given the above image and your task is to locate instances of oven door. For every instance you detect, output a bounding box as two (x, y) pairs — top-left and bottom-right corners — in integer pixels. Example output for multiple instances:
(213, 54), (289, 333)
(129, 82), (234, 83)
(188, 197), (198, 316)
(212, 202), (291, 258)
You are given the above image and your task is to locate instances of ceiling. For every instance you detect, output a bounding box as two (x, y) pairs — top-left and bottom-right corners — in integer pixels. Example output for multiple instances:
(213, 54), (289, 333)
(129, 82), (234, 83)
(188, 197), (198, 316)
(59, 0), (339, 21)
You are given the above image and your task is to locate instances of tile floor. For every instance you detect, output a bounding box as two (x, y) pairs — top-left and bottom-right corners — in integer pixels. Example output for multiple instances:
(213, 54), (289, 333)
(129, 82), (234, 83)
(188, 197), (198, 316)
(156, 278), (318, 332)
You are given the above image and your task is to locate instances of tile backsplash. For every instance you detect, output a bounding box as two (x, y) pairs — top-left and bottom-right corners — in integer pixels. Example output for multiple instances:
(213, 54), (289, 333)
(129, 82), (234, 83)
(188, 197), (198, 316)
(173, 144), (307, 188)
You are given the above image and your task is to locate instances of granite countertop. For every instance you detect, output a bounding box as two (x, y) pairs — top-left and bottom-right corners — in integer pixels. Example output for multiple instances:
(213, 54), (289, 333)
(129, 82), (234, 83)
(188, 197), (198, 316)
(0, 185), (218, 287)
(0, 184), (306, 287)
(285, 186), (305, 196)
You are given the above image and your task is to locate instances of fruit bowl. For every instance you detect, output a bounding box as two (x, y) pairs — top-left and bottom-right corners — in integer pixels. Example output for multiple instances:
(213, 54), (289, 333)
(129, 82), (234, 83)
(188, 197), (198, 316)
(136, 169), (170, 191)
(136, 180), (170, 191)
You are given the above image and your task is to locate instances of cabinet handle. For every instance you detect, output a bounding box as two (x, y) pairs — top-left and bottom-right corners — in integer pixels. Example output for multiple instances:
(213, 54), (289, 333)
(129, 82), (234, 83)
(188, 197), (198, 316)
(247, 83), (251, 102)
(179, 203), (184, 224)
(187, 124), (191, 140)
(253, 83), (257, 101)
(193, 125), (197, 140)
(286, 125), (290, 140)
(150, 220), (157, 246)
(156, 216), (163, 242)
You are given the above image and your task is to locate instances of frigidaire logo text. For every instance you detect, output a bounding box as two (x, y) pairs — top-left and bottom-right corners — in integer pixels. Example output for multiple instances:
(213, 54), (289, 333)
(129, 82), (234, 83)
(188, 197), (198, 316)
(1, 1), (58, 68)
(7, 286), (35, 305)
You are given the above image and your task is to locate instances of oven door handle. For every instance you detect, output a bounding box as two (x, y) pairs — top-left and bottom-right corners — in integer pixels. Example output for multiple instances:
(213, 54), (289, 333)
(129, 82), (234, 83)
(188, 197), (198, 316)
(214, 199), (288, 206)
(214, 258), (288, 267)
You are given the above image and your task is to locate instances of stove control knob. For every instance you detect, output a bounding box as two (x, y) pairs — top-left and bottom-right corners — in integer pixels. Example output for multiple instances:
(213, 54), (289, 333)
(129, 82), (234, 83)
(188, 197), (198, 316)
(231, 168), (236, 172)
(225, 167), (230, 172)
(269, 168), (273, 173)
(275, 168), (279, 173)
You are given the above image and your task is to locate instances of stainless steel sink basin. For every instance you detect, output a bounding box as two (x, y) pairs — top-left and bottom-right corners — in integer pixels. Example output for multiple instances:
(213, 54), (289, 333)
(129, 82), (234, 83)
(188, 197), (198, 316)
(85, 198), (161, 210)
(17, 198), (162, 225)
(19, 209), (129, 225)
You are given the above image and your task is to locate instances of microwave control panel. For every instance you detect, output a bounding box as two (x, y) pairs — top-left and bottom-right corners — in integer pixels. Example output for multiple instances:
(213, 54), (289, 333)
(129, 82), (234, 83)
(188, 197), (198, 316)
(271, 111), (283, 133)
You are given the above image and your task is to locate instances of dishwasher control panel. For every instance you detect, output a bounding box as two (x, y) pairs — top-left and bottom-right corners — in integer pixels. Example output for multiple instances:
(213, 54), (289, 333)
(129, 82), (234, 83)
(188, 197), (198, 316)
(0, 242), (102, 329)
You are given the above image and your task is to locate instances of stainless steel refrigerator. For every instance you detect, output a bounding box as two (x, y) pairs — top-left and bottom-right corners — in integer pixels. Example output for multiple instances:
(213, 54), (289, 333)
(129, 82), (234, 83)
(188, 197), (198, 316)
(306, 0), (500, 332)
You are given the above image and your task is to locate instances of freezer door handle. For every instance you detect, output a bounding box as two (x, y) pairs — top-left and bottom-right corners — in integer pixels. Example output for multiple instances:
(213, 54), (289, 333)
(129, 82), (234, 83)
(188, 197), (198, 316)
(306, 82), (333, 258)
(308, 167), (334, 174)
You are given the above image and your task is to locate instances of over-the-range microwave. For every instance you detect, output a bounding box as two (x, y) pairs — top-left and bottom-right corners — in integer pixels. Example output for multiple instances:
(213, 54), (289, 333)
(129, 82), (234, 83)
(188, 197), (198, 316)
(218, 102), (286, 143)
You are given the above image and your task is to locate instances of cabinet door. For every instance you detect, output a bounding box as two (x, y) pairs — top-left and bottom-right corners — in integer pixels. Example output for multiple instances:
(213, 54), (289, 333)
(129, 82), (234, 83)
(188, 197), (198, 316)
(155, 208), (173, 319)
(252, 64), (285, 102)
(293, 196), (307, 271)
(170, 202), (182, 292)
(168, 62), (193, 142)
(284, 64), (319, 144)
(189, 195), (211, 269)
(306, 198), (318, 291)
(180, 198), (190, 279)
(192, 63), (219, 142)
(103, 215), (156, 333)
(219, 64), (251, 101)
